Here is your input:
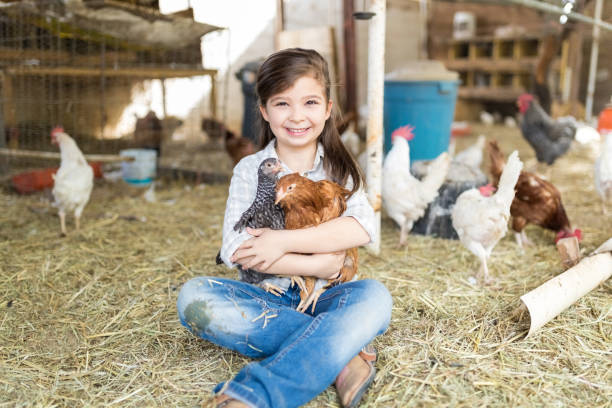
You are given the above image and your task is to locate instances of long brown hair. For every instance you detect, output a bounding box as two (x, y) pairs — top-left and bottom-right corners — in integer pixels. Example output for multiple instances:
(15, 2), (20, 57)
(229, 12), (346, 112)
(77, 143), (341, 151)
(255, 48), (363, 195)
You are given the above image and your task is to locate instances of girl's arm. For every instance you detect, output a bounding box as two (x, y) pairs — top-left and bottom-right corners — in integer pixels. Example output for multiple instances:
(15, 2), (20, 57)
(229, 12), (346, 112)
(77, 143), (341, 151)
(232, 181), (376, 272)
(235, 251), (346, 279)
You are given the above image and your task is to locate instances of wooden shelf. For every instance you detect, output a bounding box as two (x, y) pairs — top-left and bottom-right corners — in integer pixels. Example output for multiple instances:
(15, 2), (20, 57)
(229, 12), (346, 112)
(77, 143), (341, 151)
(443, 34), (560, 103)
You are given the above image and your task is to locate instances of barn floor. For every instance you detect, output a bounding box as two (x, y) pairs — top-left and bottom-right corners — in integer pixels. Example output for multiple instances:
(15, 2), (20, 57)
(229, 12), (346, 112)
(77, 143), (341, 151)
(1, 124), (610, 407)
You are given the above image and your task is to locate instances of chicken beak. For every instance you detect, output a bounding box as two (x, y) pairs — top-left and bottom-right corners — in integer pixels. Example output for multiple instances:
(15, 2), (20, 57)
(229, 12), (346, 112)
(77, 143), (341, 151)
(273, 161), (283, 174)
(275, 188), (285, 205)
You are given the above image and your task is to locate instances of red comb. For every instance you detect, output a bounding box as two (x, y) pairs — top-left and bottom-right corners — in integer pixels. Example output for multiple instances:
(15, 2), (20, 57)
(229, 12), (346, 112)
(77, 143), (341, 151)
(478, 183), (496, 197)
(555, 229), (583, 243)
(391, 125), (415, 141)
(51, 126), (64, 136)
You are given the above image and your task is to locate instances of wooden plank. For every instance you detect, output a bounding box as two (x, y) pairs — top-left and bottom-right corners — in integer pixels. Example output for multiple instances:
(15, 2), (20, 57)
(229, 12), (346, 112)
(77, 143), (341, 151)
(4, 66), (217, 79)
(343, 0), (357, 118)
(0, 148), (134, 163)
(458, 86), (524, 101)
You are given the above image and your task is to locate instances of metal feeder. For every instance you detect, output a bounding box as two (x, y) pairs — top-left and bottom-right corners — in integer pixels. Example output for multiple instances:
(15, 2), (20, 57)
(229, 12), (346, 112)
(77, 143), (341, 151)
(353, 0), (375, 20)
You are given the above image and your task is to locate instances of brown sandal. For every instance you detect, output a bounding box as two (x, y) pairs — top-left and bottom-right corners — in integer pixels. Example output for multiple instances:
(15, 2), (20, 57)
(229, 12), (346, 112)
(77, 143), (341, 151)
(214, 394), (249, 408)
(336, 345), (377, 408)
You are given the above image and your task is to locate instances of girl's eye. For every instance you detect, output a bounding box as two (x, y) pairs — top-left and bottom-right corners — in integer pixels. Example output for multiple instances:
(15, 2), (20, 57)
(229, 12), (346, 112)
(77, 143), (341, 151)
(306, 100), (319, 105)
(274, 101), (288, 107)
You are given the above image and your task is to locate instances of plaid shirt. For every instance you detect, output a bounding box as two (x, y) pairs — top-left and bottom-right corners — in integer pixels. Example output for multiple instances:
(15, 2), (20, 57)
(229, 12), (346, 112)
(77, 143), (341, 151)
(219, 139), (376, 289)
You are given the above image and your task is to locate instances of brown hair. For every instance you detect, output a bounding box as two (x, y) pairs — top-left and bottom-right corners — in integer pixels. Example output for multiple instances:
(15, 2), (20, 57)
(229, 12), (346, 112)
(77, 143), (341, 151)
(255, 48), (363, 195)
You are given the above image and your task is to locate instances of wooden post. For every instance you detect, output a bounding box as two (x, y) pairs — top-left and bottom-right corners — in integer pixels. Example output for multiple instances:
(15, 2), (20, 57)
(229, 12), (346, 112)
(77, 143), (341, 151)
(585, 0), (603, 122)
(209, 71), (217, 119)
(275, 0), (285, 50)
(343, 0), (357, 119)
(365, 0), (386, 254)
(567, 27), (584, 117)
(161, 78), (168, 118)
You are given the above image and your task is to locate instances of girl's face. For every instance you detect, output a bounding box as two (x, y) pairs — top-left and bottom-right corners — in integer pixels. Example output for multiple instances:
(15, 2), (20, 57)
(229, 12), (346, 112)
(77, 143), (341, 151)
(260, 75), (332, 151)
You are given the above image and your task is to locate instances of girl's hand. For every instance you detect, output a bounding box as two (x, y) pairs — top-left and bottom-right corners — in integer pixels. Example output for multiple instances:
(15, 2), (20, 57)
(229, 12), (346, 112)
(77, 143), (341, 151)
(231, 227), (288, 272)
(314, 251), (346, 279)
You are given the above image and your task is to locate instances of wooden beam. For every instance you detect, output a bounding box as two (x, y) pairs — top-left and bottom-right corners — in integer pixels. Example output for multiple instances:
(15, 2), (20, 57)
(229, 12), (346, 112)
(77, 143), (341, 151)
(275, 0), (285, 50)
(0, 148), (134, 163)
(4, 66), (218, 79)
(343, 0), (357, 119)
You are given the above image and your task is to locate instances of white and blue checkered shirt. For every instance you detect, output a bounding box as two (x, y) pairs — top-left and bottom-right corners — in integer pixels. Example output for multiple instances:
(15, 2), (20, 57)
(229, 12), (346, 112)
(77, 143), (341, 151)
(219, 139), (376, 290)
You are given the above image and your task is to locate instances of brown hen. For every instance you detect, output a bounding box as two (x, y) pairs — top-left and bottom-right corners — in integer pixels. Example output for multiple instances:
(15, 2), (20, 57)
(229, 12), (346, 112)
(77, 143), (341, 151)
(487, 140), (581, 249)
(275, 173), (358, 312)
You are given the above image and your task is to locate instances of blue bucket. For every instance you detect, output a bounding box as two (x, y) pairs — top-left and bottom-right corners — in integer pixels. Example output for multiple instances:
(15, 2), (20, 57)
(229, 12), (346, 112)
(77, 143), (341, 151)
(120, 148), (157, 186)
(384, 79), (459, 161)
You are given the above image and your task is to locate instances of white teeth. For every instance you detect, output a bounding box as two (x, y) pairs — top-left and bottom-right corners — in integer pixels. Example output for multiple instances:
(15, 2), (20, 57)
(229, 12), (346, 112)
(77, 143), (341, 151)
(288, 128), (308, 132)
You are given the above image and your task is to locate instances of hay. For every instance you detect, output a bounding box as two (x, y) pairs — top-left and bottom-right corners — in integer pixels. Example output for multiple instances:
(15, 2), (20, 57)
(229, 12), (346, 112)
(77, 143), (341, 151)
(1, 124), (611, 407)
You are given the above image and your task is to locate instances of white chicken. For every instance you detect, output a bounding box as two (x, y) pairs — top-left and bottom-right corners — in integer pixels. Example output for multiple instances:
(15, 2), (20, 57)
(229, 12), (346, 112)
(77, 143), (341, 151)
(51, 126), (94, 235)
(451, 150), (523, 283)
(382, 125), (451, 245)
(453, 134), (486, 170)
(340, 121), (361, 158)
(594, 132), (612, 214)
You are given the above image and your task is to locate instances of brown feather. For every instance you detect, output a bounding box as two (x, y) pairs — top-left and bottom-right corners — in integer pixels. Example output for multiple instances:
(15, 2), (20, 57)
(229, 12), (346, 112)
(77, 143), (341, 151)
(487, 140), (571, 237)
(275, 173), (358, 301)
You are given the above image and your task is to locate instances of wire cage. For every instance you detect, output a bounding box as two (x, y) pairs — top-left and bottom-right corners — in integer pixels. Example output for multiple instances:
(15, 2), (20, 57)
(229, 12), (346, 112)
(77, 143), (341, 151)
(0, 0), (221, 190)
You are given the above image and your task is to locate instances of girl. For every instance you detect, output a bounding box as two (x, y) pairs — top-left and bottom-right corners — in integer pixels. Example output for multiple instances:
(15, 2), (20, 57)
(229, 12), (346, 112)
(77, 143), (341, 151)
(177, 48), (392, 408)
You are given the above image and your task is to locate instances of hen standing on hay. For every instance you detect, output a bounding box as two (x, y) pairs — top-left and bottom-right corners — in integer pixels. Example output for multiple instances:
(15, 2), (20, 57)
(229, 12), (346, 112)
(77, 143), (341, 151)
(382, 125), (450, 246)
(452, 150), (523, 283)
(275, 172), (358, 313)
(487, 140), (581, 249)
(50, 126), (94, 236)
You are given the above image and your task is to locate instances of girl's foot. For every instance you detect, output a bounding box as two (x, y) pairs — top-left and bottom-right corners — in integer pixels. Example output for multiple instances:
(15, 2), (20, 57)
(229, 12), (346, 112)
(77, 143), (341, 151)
(214, 394), (248, 408)
(335, 346), (377, 408)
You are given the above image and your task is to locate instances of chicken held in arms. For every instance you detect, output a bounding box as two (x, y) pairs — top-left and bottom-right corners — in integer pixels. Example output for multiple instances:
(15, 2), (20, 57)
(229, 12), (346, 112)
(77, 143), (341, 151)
(517, 93), (576, 167)
(275, 173), (358, 313)
(487, 140), (582, 249)
(51, 126), (94, 236)
(595, 132), (612, 215)
(219, 158), (304, 295)
(452, 150), (523, 283)
(382, 125), (451, 245)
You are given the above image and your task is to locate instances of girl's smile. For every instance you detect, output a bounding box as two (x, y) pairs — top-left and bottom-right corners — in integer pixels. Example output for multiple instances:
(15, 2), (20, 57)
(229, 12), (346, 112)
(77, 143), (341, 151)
(260, 75), (332, 153)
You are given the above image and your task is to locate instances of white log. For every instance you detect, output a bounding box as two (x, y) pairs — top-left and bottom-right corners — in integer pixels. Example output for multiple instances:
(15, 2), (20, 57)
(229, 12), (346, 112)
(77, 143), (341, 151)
(520, 241), (612, 338)
(365, 0), (386, 255)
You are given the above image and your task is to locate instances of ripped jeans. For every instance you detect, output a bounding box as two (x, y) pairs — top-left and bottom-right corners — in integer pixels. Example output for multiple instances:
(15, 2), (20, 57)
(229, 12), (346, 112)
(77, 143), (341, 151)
(176, 277), (392, 408)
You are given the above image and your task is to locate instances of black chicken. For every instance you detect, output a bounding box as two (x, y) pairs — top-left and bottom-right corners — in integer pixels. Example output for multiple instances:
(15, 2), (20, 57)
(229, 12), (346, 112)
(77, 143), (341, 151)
(216, 158), (285, 285)
(517, 93), (576, 166)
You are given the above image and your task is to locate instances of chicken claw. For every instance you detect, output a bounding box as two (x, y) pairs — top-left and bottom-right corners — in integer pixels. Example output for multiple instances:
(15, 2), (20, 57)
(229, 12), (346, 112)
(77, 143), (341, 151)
(262, 282), (284, 297)
(297, 287), (326, 314)
(291, 276), (307, 294)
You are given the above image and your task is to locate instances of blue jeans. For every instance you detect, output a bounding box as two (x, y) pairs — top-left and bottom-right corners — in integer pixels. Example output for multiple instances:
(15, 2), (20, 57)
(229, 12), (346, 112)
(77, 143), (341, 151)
(176, 277), (392, 408)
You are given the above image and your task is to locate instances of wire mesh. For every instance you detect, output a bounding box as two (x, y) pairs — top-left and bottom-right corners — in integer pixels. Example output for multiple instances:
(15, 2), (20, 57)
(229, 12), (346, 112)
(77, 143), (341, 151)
(0, 0), (217, 189)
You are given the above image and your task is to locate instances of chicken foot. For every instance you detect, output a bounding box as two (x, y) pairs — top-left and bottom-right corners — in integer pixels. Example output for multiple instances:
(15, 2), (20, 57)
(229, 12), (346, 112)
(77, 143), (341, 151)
(297, 287), (326, 314)
(59, 211), (67, 236)
(261, 282), (285, 297)
(467, 241), (493, 284)
(514, 230), (533, 253)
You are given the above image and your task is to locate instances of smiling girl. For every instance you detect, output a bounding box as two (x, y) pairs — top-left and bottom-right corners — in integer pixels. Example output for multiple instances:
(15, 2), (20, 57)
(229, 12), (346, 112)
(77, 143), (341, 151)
(177, 48), (392, 408)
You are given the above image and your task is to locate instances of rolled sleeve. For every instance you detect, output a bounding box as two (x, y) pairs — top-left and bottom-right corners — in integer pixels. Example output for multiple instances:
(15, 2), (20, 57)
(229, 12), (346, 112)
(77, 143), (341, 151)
(343, 187), (376, 245)
(219, 159), (258, 267)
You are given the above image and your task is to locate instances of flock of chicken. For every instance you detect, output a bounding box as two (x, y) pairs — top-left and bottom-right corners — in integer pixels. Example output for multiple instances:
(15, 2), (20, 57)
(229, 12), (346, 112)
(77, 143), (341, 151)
(47, 93), (611, 297)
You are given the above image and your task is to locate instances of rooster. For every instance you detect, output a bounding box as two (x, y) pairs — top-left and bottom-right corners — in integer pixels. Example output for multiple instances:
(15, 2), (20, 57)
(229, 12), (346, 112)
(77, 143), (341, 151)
(517, 93), (576, 166)
(50, 127), (94, 236)
(275, 173), (357, 313)
(595, 132), (612, 215)
(382, 125), (451, 245)
(451, 150), (523, 283)
(487, 140), (581, 249)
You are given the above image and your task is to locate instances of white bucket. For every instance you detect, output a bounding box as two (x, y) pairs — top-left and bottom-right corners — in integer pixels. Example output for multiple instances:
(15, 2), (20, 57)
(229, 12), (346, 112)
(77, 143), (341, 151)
(120, 148), (157, 186)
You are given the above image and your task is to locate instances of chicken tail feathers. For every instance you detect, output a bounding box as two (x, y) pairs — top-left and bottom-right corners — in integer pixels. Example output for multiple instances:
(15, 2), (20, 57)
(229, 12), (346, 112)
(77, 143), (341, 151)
(487, 140), (505, 184)
(495, 150), (523, 206)
(421, 152), (450, 200)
